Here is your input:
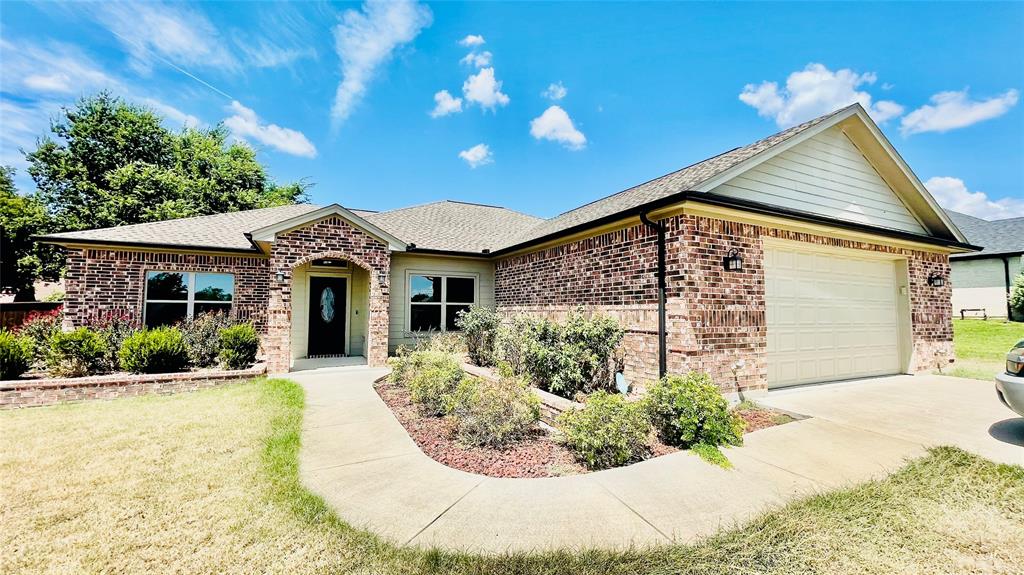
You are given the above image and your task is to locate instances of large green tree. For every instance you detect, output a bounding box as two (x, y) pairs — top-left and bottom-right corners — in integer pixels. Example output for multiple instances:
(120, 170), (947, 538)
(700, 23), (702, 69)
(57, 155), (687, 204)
(1, 167), (61, 299)
(26, 92), (308, 232)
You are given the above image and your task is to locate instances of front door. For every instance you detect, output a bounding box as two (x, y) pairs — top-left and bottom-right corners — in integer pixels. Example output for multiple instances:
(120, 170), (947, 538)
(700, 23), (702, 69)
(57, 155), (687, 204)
(308, 276), (347, 356)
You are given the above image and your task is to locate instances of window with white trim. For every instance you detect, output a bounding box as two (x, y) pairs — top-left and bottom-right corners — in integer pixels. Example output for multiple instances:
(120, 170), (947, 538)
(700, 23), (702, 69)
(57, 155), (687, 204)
(408, 274), (476, 332)
(144, 271), (234, 328)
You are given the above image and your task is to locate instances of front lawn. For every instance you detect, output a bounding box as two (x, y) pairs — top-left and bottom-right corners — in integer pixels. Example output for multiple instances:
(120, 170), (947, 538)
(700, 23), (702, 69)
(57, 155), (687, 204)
(2, 380), (1022, 574)
(950, 319), (1024, 379)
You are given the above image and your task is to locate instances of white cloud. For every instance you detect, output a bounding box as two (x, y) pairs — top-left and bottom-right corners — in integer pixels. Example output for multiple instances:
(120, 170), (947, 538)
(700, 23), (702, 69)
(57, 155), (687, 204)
(900, 89), (1019, 135)
(462, 67), (510, 111)
(739, 63), (904, 127)
(223, 101), (317, 158)
(23, 73), (73, 93)
(236, 37), (316, 69)
(459, 34), (485, 47)
(926, 176), (1024, 220)
(95, 1), (237, 73)
(331, 0), (433, 125)
(459, 50), (492, 68)
(542, 82), (567, 101)
(529, 105), (586, 150)
(429, 90), (462, 118)
(458, 143), (493, 168)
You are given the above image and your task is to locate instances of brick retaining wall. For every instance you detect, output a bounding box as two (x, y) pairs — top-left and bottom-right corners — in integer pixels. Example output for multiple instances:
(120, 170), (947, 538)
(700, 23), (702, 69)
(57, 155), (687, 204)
(0, 365), (266, 409)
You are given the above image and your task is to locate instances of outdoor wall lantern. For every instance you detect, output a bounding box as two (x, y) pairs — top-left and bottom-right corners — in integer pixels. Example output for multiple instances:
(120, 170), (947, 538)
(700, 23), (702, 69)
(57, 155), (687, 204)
(723, 248), (743, 272)
(275, 271), (286, 283)
(927, 273), (946, 287)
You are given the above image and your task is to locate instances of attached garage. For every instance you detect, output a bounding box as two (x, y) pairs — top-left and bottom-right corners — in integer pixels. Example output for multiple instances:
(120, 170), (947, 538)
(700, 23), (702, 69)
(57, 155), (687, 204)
(764, 241), (909, 388)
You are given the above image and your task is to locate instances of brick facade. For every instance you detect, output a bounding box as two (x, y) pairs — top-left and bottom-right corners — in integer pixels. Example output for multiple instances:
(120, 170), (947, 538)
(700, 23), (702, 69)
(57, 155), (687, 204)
(63, 248), (270, 329)
(495, 212), (954, 392)
(266, 216), (391, 372)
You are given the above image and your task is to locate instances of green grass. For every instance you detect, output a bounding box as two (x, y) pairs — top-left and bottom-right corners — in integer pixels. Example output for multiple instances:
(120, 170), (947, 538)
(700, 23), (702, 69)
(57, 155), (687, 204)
(948, 319), (1024, 379)
(3, 380), (1023, 574)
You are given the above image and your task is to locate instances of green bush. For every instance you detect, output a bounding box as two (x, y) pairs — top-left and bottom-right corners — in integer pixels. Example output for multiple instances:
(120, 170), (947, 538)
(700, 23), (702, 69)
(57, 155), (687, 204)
(406, 351), (464, 416)
(45, 328), (109, 377)
(87, 312), (139, 371)
(646, 372), (745, 449)
(455, 305), (501, 366)
(0, 329), (33, 379)
(444, 374), (540, 447)
(180, 312), (234, 367)
(1010, 272), (1024, 320)
(499, 311), (624, 398)
(118, 327), (189, 374)
(218, 323), (259, 370)
(557, 391), (651, 469)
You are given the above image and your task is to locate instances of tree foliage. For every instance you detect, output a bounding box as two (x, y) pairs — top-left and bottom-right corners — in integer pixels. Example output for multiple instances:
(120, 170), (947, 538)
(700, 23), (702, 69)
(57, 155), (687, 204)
(1, 166), (61, 298)
(25, 92), (308, 232)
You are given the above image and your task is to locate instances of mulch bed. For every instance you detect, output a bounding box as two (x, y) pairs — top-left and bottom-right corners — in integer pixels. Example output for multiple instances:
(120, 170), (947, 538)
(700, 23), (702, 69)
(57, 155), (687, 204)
(375, 380), (797, 478)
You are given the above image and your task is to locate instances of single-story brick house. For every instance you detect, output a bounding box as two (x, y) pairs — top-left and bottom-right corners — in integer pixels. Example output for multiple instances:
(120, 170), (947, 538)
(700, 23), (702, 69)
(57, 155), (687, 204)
(944, 210), (1023, 320)
(38, 104), (977, 391)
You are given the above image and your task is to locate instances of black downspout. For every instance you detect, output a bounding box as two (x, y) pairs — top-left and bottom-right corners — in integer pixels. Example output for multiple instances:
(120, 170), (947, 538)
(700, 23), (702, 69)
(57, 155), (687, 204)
(1003, 256), (1013, 320)
(640, 211), (667, 379)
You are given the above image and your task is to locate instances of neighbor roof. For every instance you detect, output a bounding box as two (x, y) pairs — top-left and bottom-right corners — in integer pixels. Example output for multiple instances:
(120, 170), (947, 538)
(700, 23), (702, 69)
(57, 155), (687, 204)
(945, 210), (1024, 258)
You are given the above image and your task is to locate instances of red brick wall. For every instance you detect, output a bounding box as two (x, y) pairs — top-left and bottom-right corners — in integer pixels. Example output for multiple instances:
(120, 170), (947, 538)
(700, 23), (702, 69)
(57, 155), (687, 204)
(495, 212), (954, 392)
(266, 216), (391, 371)
(63, 248), (270, 329)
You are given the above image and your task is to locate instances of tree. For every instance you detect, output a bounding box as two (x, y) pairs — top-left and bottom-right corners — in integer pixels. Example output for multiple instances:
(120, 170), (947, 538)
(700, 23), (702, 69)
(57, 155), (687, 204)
(26, 92), (308, 233)
(1010, 271), (1024, 321)
(0, 167), (60, 300)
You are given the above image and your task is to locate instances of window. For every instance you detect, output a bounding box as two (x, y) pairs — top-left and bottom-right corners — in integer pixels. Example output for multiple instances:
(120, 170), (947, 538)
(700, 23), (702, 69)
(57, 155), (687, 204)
(144, 271), (234, 328)
(408, 274), (476, 332)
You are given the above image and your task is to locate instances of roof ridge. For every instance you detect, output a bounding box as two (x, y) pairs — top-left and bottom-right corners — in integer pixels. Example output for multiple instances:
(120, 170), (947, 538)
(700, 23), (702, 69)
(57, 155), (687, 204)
(45, 203), (320, 237)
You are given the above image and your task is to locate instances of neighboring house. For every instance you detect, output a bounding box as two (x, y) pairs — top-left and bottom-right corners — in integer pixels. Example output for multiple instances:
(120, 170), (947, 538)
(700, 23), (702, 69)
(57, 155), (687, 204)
(37, 104), (976, 391)
(944, 210), (1024, 319)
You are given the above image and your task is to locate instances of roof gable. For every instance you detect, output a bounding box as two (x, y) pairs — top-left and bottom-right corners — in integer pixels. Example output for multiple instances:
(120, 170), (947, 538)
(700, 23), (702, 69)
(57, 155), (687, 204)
(249, 204), (407, 251)
(709, 125), (928, 235)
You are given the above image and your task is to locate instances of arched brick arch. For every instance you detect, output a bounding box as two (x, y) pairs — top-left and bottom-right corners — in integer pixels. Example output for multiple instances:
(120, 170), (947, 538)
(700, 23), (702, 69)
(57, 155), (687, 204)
(264, 216), (392, 372)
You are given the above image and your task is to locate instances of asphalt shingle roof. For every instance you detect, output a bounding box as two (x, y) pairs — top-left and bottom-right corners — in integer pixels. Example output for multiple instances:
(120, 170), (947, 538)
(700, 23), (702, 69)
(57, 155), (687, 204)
(945, 210), (1024, 258)
(39, 104), (877, 255)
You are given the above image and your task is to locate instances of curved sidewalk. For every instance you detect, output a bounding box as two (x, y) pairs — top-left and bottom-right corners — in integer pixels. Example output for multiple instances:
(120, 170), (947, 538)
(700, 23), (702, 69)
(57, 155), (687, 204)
(294, 368), (1022, 554)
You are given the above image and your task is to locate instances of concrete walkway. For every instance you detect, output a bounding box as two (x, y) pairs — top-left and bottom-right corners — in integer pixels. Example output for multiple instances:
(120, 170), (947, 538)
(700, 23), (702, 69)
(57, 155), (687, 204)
(295, 369), (1023, 553)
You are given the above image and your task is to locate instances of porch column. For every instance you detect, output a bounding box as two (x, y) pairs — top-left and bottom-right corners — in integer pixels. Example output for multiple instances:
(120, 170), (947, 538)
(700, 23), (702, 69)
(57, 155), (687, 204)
(265, 265), (292, 374)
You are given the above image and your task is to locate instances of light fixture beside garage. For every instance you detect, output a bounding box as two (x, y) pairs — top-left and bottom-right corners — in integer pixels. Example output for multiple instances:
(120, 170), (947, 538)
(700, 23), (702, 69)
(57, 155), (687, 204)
(927, 273), (946, 287)
(723, 248), (743, 271)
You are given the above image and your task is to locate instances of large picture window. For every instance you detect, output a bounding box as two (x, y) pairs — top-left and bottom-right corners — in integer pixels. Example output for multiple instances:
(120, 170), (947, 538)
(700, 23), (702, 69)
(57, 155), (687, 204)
(144, 271), (234, 328)
(408, 274), (476, 332)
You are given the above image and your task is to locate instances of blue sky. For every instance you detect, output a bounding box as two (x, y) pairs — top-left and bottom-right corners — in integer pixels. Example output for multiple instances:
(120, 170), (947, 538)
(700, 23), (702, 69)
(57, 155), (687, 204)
(2, 1), (1022, 220)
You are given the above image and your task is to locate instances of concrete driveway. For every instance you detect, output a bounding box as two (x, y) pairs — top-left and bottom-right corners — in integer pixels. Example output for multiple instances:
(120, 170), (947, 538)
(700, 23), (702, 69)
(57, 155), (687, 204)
(295, 369), (1023, 554)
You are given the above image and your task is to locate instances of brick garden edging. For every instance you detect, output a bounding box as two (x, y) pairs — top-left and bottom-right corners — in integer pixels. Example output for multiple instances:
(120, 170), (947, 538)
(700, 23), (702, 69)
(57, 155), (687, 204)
(0, 364), (266, 409)
(461, 362), (583, 425)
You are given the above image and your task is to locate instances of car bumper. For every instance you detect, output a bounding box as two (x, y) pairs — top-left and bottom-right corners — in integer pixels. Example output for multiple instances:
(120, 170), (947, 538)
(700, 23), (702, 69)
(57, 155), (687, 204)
(995, 372), (1024, 417)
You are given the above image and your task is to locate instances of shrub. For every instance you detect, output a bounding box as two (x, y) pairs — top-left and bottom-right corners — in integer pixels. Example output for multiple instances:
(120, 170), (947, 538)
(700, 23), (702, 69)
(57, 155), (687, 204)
(14, 309), (62, 367)
(180, 312), (234, 367)
(455, 305), (501, 366)
(87, 311), (139, 371)
(218, 323), (259, 370)
(406, 352), (464, 416)
(46, 328), (109, 377)
(118, 327), (189, 374)
(0, 329), (33, 379)
(444, 374), (540, 447)
(1011, 272), (1024, 320)
(43, 290), (65, 302)
(424, 332), (465, 355)
(646, 372), (745, 449)
(494, 316), (538, 376)
(557, 391), (651, 469)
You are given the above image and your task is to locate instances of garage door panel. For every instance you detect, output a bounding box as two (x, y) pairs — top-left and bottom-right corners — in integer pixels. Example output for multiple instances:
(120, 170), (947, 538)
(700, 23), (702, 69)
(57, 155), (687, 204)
(766, 244), (901, 388)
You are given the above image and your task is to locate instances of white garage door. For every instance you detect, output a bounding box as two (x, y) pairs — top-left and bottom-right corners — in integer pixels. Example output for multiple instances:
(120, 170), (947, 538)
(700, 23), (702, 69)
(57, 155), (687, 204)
(765, 245), (901, 389)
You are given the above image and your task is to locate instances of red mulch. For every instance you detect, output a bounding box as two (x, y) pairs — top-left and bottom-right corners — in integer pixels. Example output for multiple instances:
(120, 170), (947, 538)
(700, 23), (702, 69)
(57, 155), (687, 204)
(737, 408), (796, 433)
(375, 380), (587, 478)
(375, 380), (793, 478)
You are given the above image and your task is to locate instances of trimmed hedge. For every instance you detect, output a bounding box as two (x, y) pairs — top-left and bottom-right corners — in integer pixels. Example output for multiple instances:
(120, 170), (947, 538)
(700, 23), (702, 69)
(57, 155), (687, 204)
(557, 391), (651, 469)
(118, 327), (189, 374)
(45, 328), (109, 377)
(218, 323), (259, 370)
(0, 329), (33, 380)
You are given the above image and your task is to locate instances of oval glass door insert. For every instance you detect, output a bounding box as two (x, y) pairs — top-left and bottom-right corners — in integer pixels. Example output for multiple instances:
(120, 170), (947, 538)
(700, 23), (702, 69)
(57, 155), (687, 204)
(320, 287), (335, 323)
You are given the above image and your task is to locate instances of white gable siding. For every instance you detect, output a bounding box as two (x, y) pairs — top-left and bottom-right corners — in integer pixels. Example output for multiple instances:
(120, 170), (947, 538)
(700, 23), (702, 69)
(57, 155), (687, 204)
(711, 126), (927, 234)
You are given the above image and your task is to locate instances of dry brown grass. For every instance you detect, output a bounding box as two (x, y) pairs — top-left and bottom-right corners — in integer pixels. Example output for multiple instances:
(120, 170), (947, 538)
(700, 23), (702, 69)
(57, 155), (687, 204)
(2, 379), (1022, 575)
